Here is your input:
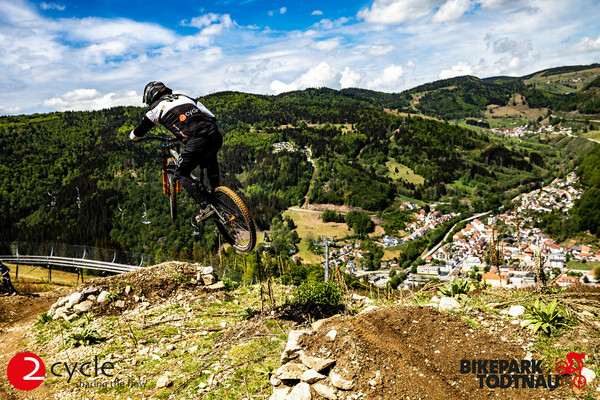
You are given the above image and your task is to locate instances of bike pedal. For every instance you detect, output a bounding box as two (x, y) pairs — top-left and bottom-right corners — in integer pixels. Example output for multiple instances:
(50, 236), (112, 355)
(195, 206), (215, 223)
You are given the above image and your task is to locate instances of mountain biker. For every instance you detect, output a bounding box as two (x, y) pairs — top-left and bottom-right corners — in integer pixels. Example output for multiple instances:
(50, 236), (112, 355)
(0, 259), (17, 295)
(129, 81), (223, 220)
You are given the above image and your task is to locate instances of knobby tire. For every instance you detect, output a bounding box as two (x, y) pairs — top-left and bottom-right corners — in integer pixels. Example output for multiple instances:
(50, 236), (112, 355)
(169, 183), (177, 220)
(212, 186), (256, 253)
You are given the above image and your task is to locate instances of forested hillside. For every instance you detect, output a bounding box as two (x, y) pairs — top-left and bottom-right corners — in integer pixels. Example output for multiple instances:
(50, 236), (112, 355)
(1, 66), (598, 259)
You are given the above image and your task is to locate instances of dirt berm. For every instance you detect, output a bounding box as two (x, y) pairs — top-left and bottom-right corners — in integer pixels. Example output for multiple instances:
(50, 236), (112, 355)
(277, 305), (578, 400)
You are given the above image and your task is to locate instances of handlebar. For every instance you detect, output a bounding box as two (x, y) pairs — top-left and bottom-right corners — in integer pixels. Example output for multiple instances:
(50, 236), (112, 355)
(137, 136), (181, 144)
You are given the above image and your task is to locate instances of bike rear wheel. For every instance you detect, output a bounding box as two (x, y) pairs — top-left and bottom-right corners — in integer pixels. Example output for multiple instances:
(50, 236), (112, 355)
(211, 186), (256, 253)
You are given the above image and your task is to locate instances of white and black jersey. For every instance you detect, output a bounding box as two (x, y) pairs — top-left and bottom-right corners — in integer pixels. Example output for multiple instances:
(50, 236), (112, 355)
(132, 94), (217, 142)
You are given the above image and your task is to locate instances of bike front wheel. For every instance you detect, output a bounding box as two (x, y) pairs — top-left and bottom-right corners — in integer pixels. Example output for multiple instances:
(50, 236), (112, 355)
(212, 186), (256, 253)
(169, 183), (177, 220)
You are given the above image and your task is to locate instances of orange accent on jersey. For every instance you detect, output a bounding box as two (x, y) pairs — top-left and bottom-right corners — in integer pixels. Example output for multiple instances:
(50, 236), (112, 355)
(179, 114), (187, 121)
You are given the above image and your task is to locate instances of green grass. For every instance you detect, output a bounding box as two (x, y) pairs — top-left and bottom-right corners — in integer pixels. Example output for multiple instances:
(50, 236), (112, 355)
(7, 263), (80, 287)
(567, 260), (599, 271)
(385, 160), (425, 185)
(582, 130), (600, 141)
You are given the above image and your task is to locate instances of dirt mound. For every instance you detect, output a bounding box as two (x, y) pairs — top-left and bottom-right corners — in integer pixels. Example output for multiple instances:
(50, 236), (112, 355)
(84, 261), (207, 301)
(271, 305), (576, 400)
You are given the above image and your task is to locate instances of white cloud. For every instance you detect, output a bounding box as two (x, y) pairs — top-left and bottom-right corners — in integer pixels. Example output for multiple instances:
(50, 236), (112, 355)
(491, 37), (532, 57)
(572, 34), (600, 52)
(42, 89), (141, 111)
(341, 67), (361, 88)
(65, 18), (176, 46)
(367, 65), (404, 90)
(310, 38), (340, 51)
(431, 0), (472, 23)
(280, 7), (287, 14)
(186, 13), (221, 29)
(270, 62), (343, 94)
(1, 0), (600, 115)
(368, 45), (394, 56)
(312, 10), (323, 15)
(477, 0), (520, 9)
(439, 61), (474, 79)
(40, 2), (65, 11)
(0, 105), (22, 115)
(357, 0), (441, 25)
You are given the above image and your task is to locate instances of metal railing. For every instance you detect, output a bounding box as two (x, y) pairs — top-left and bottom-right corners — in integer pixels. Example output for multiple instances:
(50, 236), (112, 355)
(0, 242), (153, 284)
(0, 255), (141, 274)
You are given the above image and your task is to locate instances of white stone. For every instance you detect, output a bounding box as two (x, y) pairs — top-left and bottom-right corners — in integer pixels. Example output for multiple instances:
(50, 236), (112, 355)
(270, 375), (282, 386)
(197, 266), (214, 275)
(274, 363), (308, 380)
(313, 383), (337, 400)
(581, 367), (596, 384)
(82, 286), (99, 296)
(301, 369), (325, 384)
(269, 387), (290, 400)
(286, 382), (311, 400)
(57, 297), (69, 307)
(438, 297), (461, 312)
(326, 330), (337, 342)
(73, 300), (93, 314)
(156, 375), (172, 388)
(350, 293), (366, 301)
(53, 308), (67, 320)
(507, 305), (525, 317)
(358, 305), (379, 315)
(97, 291), (110, 303)
(67, 292), (83, 307)
(329, 371), (354, 390)
(299, 352), (335, 372)
(430, 296), (440, 303)
(115, 300), (126, 308)
(208, 281), (225, 291)
(202, 274), (217, 285)
(125, 285), (132, 295)
(281, 330), (310, 363)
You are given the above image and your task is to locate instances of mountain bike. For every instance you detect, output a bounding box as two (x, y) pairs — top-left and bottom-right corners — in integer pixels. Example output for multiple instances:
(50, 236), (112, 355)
(140, 136), (256, 253)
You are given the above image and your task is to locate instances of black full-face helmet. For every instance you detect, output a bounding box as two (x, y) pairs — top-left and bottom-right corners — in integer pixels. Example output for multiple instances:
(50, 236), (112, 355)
(143, 81), (172, 105)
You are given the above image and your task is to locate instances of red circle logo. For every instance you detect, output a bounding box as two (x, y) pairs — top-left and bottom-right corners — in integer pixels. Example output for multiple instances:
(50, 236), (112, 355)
(7, 352), (46, 391)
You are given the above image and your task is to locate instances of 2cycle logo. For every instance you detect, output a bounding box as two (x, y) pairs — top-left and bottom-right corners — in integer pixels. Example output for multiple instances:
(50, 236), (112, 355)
(7, 352), (115, 391)
(460, 358), (560, 389)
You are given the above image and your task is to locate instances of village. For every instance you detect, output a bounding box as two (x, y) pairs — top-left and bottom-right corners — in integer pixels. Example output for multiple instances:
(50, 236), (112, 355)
(491, 124), (573, 138)
(305, 171), (599, 290)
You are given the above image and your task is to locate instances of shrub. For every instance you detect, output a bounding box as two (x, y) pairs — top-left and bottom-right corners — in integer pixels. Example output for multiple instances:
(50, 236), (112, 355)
(439, 277), (472, 299)
(37, 313), (53, 325)
(522, 299), (572, 336)
(67, 316), (105, 347)
(292, 281), (344, 309)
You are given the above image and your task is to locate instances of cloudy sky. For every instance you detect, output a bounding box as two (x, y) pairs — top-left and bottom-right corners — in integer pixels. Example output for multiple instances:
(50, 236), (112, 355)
(1, 0), (600, 115)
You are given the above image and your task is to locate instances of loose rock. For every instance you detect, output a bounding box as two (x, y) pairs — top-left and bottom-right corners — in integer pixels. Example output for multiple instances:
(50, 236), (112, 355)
(313, 382), (337, 400)
(299, 352), (336, 372)
(300, 369), (326, 384)
(438, 297), (461, 312)
(281, 330), (310, 363)
(156, 375), (172, 388)
(286, 382), (311, 400)
(329, 371), (354, 391)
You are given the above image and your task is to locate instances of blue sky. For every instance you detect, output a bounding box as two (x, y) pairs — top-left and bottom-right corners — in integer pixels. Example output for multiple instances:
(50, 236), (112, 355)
(1, 0), (600, 115)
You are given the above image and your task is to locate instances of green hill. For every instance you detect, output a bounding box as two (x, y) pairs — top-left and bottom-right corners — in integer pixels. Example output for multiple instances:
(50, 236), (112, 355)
(1, 68), (598, 258)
